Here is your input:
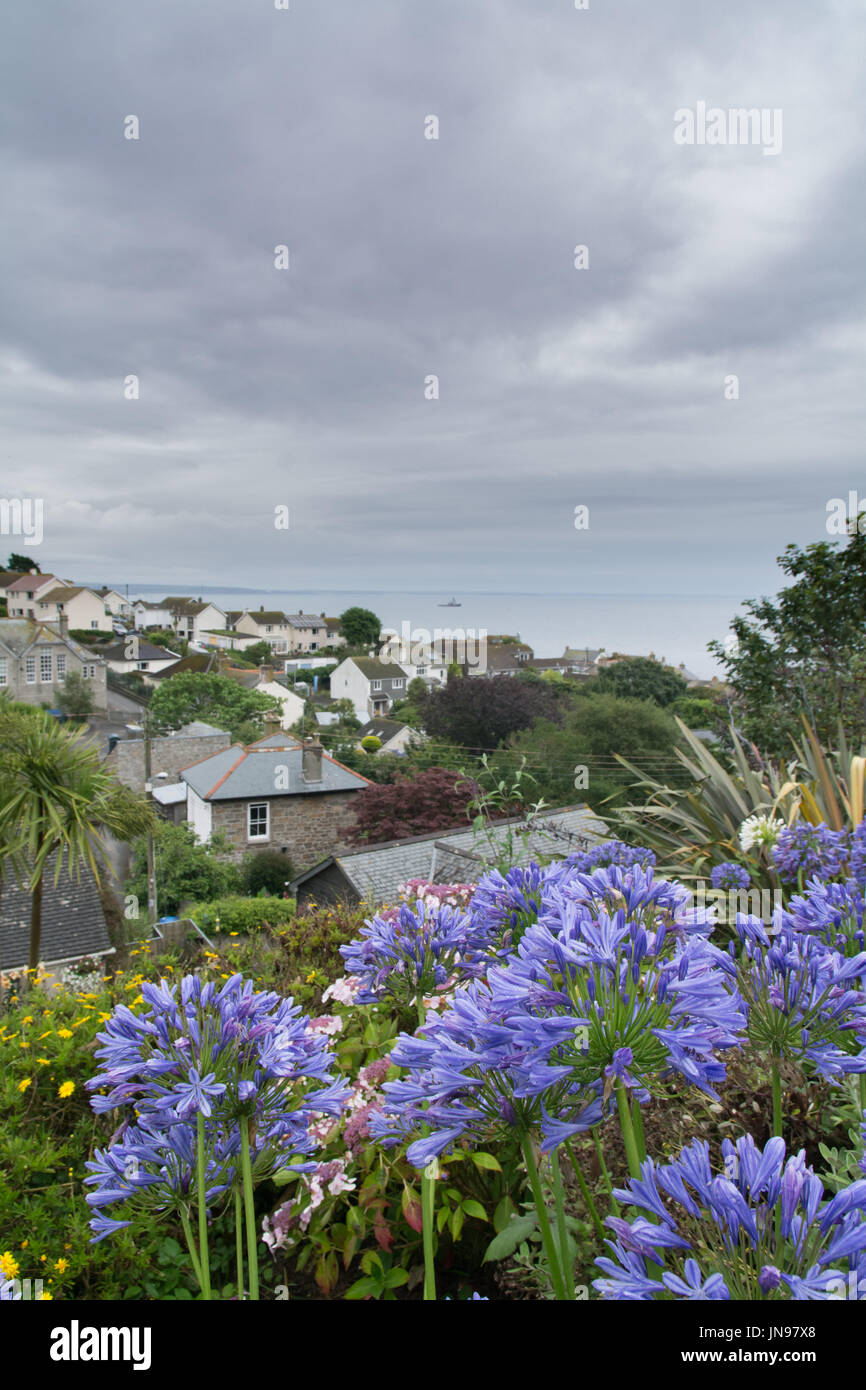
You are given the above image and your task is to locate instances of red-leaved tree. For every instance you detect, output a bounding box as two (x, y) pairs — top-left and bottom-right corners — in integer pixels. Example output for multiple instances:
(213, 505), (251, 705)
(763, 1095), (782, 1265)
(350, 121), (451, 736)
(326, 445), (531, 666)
(343, 766), (478, 846)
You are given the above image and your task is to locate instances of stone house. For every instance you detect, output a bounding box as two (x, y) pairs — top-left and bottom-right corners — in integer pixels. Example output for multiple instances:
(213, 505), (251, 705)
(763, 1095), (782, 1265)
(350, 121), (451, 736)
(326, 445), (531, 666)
(0, 617), (107, 710)
(179, 733), (372, 871)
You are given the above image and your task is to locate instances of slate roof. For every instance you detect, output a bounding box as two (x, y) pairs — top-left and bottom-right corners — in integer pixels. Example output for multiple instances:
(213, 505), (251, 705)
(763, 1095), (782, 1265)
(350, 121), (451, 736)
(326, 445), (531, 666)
(37, 585), (92, 602)
(291, 806), (610, 905)
(286, 614), (326, 628)
(180, 740), (371, 800)
(100, 640), (180, 662)
(357, 718), (409, 742)
(348, 657), (409, 681)
(0, 857), (113, 971)
(0, 618), (99, 662)
(148, 652), (219, 679)
(243, 611), (288, 625)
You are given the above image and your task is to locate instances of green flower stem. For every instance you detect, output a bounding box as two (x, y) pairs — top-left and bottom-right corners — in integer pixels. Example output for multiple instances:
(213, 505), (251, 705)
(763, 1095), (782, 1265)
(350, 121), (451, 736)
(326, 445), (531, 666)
(859, 1073), (866, 1119)
(564, 1140), (607, 1247)
(771, 1061), (783, 1139)
(239, 1116), (260, 1301)
(180, 1207), (203, 1290)
(422, 1163), (437, 1301)
(235, 1186), (245, 1300)
(615, 1084), (643, 1180)
(520, 1133), (568, 1301)
(549, 1151), (576, 1299)
(196, 1111), (211, 1300)
(591, 1126), (620, 1215)
(631, 1096), (647, 1164)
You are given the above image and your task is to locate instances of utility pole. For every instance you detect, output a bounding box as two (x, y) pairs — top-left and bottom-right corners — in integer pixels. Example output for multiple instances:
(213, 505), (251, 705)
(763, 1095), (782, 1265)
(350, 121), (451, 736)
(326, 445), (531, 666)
(143, 709), (157, 921)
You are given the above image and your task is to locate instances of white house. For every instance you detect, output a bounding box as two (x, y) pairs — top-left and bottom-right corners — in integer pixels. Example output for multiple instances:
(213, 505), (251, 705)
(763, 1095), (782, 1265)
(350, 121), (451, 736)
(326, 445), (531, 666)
(4, 574), (71, 619)
(32, 585), (113, 633)
(164, 598), (227, 645)
(94, 588), (133, 620)
(132, 600), (175, 630)
(330, 656), (409, 722)
(253, 664), (306, 731)
(285, 613), (328, 653)
(99, 637), (181, 676)
(356, 717), (424, 756)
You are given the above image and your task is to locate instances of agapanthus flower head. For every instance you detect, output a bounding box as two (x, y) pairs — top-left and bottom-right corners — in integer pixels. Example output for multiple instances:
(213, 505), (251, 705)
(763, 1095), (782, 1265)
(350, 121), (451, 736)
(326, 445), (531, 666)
(84, 972), (350, 1242)
(772, 823), (851, 885)
(779, 879), (865, 960)
(468, 863), (554, 948)
(739, 815), (785, 854)
(594, 1133), (866, 1300)
(566, 841), (656, 875)
(731, 917), (866, 1081)
(339, 900), (494, 1007)
(710, 861), (751, 892)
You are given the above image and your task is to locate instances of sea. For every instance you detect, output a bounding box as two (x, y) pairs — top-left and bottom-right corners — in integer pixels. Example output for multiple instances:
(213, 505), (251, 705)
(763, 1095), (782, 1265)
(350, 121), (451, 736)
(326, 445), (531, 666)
(117, 587), (747, 680)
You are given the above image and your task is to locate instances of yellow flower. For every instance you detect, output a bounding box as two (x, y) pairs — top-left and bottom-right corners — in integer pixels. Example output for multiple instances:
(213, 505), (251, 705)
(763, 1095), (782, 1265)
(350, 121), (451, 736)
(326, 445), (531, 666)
(38, 1031), (52, 1040)
(40, 1254), (47, 1262)
(37, 1057), (50, 1066)
(0, 1251), (19, 1278)
(20, 1240), (28, 1249)
(38, 1291), (52, 1300)
(306, 971), (316, 983)
(17, 1078), (32, 1093)
(57, 1028), (73, 1039)
(19, 1041), (30, 1049)
(54, 1258), (69, 1273)
(58, 1081), (75, 1099)
(21, 1015), (34, 1025)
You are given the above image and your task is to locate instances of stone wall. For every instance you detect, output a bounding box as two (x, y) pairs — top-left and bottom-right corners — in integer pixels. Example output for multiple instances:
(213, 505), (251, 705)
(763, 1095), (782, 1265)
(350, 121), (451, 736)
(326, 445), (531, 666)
(211, 790), (360, 873)
(106, 730), (233, 791)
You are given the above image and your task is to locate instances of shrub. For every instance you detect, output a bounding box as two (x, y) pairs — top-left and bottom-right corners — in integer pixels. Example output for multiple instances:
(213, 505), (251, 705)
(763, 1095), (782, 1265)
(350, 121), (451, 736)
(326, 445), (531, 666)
(241, 850), (296, 897)
(186, 895), (297, 934)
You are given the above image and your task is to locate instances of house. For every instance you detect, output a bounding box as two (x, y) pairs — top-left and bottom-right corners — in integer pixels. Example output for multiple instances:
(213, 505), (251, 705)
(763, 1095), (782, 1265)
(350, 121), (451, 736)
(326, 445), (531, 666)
(330, 656), (409, 721)
(0, 617), (107, 710)
(132, 600), (175, 631)
(285, 613), (328, 653)
(179, 733), (372, 869)
(143, 650), (220, 685)
(234, 609), (292, 652)
(106, 720), (233, 791)
(356, 717), (423, 755)
(289, 805), (610, 908)
(251, 663), (306, 731)
(99, 637), (181, 677)
(467, 641), (534, 677)
(323, 617), (345, 648)
(0, 853), (115, 974)
(94, 588), (133, 620)
(163, 598), (227, 645)
(31, 586), (114, 634)
(4, 573), (71, 619)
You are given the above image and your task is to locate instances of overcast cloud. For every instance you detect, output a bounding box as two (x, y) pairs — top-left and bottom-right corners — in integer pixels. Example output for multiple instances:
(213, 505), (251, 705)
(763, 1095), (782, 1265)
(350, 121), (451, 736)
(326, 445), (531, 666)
(1, 0), (864, 601)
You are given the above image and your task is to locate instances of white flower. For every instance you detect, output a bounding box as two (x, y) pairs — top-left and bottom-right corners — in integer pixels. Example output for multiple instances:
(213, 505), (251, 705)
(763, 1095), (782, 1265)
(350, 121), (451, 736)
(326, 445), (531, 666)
(321, 975), (362, 1006)
(738, 814), (784, 853)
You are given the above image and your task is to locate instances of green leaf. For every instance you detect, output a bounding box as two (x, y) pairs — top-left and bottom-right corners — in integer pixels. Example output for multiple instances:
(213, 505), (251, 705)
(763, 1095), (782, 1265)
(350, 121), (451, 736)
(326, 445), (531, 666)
(461, 1199), (489, 1222)
(493, 1196), (517, 1232)
(469, 1151), (502, 1172)
(384, 1267), (409, 1289)
(272, 1167), (301, 1186)
(450, 1206), (465, 1241)
(483, 1214), (537, 1262)
(436, 1206), (449, 1233)
(345, 1276), (382, 1300)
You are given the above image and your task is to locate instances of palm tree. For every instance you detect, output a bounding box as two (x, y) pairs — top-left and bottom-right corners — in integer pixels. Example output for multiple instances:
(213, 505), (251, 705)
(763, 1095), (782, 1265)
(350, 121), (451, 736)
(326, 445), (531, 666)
(0, 703), (157, 976)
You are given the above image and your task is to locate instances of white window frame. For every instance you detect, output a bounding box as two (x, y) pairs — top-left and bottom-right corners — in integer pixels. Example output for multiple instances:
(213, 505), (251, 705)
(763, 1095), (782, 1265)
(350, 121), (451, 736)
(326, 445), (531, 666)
(0, 658), (7, 686)
(248, 802), (270, 841)
(372, 679), (382, 690)
(25, 655), (36, 684)
(56, 653), (66, 680)
(40, 652), (52, 683)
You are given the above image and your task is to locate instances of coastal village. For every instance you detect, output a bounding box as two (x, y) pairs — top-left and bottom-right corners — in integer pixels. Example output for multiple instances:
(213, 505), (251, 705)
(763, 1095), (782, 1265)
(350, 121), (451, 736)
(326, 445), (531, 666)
(0, 561), (725, 977)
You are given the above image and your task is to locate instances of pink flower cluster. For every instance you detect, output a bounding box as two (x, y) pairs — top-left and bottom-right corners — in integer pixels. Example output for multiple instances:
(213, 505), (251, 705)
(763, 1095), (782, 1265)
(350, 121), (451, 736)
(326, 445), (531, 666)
(321, 974), (363, 1006)
(398, 879), (477, 910)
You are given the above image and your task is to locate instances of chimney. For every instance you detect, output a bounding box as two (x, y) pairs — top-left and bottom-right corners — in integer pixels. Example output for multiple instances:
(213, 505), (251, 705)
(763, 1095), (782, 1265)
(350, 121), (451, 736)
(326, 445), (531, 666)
(259, 661), (274, 686)
(302, 736), (323, 784)
(59, 613), (69, 638)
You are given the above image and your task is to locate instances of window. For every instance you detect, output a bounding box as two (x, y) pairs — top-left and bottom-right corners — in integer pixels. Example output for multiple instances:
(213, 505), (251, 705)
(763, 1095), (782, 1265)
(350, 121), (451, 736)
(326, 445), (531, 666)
(393, 679), (403, 689)
(0, 658), (6, 686)
(248, 803), (269, 840)
(26, 656), (36, 684)
(56, 653), (66, 680)
(372, 680), (382, 690)
(138, 661), (149, 670)
(40, 652), (52, 683)
(91, 620), (99, 629)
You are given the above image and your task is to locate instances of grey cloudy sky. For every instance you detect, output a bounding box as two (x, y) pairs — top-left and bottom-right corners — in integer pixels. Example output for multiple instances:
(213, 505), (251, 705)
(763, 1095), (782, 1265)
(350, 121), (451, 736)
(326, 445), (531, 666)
(2, 0), (864, 600)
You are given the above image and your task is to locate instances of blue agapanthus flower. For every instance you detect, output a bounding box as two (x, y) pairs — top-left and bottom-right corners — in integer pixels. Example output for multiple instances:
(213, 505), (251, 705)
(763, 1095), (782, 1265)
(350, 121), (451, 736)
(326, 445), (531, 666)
(594, 1133), (866, 1300)
(339, 900), (494, 1006)
(772, 823), (852, 884)
(84, 973), (350, 1242)
(781, 879), (865, 959)
(369, 979), (605, 1165)
(730, 916), (866, 1080)
(566, 841), (656, 875)
(711, 861), (751, 892)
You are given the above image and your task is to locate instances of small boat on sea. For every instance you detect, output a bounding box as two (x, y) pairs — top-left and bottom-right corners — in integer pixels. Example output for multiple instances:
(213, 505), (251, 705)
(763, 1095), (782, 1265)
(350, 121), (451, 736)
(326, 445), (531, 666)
(438, 597), (462, 607)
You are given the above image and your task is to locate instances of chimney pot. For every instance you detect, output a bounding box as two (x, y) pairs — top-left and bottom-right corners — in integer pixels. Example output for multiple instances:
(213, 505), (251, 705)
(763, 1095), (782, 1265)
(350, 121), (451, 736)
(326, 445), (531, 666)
(59, 613), (69, 638)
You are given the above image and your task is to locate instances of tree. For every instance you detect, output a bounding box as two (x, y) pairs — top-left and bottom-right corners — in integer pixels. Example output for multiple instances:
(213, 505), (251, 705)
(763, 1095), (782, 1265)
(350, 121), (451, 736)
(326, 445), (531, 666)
(147, 672), (281, 742)
(360, 735), (382, 754)
(487, 694), (685, 813)
(241, 849), (295, 897)
(241, 640), (277, 667)
(595, 657), (688, 707)
(344, 766), (477, 845)
(125, 822), (242, 915)
(6, 553), (40, 573)
(338, 607), (382, 648)
(707, 528), (866, 756)
(0, 705), (156, 973)
(53, 671), (95, 718)
(419, 675), (563, 751)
